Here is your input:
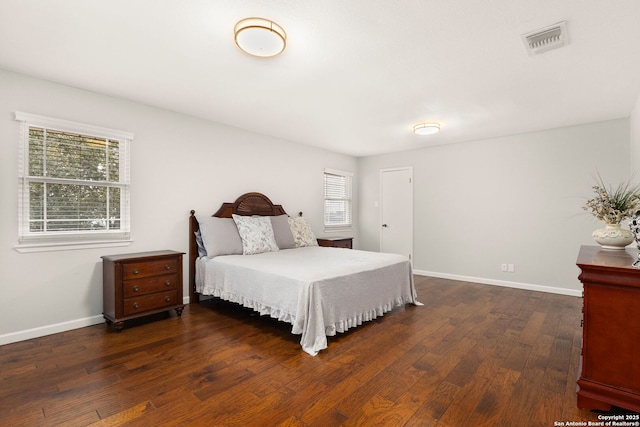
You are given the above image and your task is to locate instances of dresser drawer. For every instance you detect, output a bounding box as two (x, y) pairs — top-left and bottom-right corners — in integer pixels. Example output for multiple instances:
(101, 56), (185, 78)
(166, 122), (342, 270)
(123, 291), (178, 316)
(331, 239), (352, 249)
(317, 237), (353, 249)
(122, 258), (179, 280)
(123, 274), (178, 298)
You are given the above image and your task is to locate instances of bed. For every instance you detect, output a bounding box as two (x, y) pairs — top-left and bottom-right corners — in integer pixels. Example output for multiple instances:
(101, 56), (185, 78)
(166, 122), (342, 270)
(189, 192), (420, 356)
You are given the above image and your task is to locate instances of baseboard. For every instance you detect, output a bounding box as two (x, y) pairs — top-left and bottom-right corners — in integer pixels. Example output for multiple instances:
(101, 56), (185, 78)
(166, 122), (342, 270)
(413, 269), (583, 297)
(1, 296), (193, 346)
(1, 279), (579, 347)
(0, 315), (105, 346)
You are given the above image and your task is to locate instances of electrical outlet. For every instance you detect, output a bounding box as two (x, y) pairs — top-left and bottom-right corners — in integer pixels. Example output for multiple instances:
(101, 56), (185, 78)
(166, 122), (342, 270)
(508, 264), (515, 273)
(501, 263), (508, 272)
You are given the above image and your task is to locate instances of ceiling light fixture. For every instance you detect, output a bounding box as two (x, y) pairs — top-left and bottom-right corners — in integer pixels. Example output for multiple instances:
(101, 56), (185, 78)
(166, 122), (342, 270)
(413, 122), (440, 135)
(234, 18), (286, 58)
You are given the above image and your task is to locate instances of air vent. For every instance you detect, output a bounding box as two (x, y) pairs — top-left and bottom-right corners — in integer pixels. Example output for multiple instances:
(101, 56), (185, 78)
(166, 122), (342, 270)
(521, 21), (568, 55)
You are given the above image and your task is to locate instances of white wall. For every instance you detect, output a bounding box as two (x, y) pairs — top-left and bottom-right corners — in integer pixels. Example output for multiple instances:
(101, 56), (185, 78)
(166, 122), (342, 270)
(631, 93), (640, 173)
(358, 120), (631, 295)
(0, 69), (357, 344)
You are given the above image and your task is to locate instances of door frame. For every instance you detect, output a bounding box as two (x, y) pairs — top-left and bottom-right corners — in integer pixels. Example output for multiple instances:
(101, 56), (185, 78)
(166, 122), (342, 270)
(379, 166), (414, 262)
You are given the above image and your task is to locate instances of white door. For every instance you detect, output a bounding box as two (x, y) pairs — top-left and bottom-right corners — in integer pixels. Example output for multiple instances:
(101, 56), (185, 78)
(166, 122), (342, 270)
(380, 167), (413, 261)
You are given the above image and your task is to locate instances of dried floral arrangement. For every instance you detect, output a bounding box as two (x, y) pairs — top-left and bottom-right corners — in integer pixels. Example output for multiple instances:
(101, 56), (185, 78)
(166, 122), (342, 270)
(583, 175), (640, 224)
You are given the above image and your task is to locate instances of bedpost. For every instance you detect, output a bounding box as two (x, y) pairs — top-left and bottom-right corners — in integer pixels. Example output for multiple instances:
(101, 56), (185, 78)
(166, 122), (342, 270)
(189, 210), (200, 304)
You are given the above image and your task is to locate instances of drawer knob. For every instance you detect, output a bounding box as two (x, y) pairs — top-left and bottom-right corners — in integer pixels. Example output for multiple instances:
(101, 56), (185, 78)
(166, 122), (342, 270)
(165, 280), (171, 286)
(133, 269), (139, 275)
(133, 286), (139, 292)
(165, 296), (171, 302)
(133, 303), (139, 309)
(164, 264), (171, 270)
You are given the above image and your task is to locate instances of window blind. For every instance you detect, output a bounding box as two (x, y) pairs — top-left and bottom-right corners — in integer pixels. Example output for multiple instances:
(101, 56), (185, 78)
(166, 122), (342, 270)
(324, 169), (353, 227)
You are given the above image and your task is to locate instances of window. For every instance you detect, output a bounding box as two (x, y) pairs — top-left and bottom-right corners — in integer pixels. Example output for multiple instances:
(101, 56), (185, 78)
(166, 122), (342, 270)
(15, 112), (133, 252)
(324, 168), (353, 229)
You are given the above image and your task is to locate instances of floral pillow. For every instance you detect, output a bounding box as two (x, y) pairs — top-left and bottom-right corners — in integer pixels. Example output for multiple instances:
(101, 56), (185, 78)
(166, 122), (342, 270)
(232, 214), (279, 255)
(288, 216), (318, 247)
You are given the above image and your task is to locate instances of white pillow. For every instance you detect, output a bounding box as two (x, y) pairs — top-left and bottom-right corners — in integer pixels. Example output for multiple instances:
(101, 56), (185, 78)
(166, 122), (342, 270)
(288, 217), (318, 247)
(196, 216), (243, 258)
(232, 214), (279, 255)
(270, 215), (296, 249)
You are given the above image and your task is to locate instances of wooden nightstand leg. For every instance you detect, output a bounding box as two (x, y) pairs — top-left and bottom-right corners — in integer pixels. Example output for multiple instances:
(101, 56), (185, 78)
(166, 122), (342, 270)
(175, 305), (185, 317)
(113, 321), (125, 332)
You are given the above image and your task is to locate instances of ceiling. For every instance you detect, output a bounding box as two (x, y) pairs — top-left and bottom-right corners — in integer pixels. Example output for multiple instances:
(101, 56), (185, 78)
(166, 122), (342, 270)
(1, 0), (640, 157)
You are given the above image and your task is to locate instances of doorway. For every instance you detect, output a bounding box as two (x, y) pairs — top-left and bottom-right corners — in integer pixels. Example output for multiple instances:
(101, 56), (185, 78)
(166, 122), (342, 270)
(380, 167), (413, 261)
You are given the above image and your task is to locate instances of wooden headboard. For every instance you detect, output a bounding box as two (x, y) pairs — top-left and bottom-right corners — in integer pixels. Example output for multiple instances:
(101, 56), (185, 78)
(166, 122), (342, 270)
(188, 192), (288, 303)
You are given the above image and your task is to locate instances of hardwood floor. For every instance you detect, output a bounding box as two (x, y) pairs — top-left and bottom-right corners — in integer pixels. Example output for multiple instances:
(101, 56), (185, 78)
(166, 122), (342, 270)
(0, 276), (631, 426)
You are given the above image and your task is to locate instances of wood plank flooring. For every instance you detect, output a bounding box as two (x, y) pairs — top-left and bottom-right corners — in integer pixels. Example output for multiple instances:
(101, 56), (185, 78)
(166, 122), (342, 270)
(0, 276), (633, 426)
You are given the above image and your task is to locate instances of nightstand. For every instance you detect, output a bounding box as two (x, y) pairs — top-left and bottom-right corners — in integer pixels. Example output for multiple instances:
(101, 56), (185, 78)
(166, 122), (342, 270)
(102, 250), (185, 331)
(317, 237), (353, 249)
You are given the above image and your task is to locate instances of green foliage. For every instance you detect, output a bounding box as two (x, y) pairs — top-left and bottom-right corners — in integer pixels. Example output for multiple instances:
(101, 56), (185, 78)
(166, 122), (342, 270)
(27, 127), (122, 232)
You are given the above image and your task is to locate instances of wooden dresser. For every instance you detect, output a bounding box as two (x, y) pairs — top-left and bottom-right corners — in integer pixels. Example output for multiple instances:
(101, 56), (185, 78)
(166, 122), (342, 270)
(576, 245), (640, 412)
(102, 250), (185, 331)
(317, 237), (353, 249)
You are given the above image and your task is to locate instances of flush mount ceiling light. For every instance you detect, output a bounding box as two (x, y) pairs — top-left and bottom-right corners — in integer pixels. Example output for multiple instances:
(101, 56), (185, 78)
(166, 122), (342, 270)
(234, 18), (286, 57)
(413, 122), (440, 135)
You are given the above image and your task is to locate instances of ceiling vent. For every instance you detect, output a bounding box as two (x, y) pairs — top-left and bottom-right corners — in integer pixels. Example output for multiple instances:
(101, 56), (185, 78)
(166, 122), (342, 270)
(521, 21), (568, 55)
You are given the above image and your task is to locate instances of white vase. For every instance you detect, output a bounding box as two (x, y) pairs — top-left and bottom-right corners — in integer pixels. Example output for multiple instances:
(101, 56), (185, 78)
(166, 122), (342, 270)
(592, 223), (634, 249)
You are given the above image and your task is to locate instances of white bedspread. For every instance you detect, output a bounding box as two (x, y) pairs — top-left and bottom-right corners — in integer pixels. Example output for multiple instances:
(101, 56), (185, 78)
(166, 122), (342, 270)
(196, 246), (420, 355)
